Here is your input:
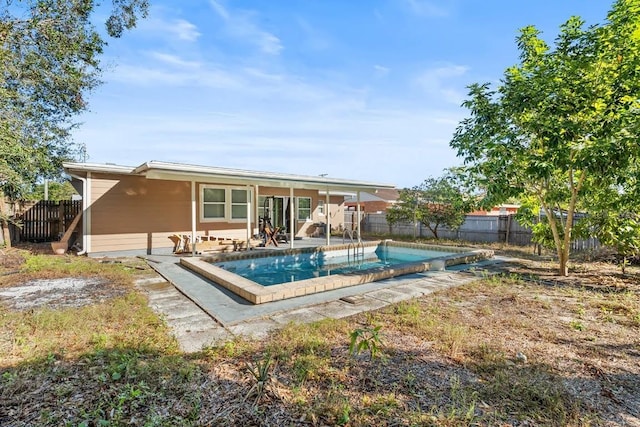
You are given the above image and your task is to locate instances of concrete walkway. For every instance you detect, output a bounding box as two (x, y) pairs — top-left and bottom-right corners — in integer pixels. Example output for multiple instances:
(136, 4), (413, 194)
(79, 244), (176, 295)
(136, 255), (510, 353)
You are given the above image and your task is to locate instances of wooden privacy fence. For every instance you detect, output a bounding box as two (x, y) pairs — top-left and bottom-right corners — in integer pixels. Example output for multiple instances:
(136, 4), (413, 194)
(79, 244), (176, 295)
(12, 200), (82, 243)
(346, 212), (600, 251)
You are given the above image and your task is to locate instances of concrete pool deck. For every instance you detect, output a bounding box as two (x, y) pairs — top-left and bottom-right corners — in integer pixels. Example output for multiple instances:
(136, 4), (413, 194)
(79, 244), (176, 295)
(139, 252), (514, 352)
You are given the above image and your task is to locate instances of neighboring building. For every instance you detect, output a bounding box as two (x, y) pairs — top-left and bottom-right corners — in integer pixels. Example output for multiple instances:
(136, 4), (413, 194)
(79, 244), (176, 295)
(468, 204), (520, 216)
(344, 188), (400, 213)
(63, 161), (395, 256)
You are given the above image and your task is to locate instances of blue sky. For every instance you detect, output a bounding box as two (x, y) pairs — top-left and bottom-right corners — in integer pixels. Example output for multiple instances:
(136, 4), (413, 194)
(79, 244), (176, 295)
(74, 0), (612, 188)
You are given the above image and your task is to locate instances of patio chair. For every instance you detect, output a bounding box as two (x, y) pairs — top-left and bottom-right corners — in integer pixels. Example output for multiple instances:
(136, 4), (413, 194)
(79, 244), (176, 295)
(168, 234), (186, 253)
(260, 216), (280, 247)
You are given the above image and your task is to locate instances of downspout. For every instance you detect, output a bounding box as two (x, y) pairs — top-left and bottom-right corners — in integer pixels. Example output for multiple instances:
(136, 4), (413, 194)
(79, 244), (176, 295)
(69, 172), (89, 255)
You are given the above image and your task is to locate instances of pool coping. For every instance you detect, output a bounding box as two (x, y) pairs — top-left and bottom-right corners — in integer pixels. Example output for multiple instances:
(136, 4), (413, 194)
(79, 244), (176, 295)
(180, 241), (494, 304)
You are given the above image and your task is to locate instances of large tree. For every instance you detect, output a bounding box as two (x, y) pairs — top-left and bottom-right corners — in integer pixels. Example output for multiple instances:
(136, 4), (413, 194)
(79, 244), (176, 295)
(386, 173), (475, 239)
(450, 0), (640, 276)
(0, 0), (148, 246)
(586, 163), (640, 274)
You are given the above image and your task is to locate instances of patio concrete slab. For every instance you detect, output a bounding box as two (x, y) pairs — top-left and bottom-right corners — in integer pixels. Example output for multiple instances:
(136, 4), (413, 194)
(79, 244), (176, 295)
(309, 300), (366, 320)
(164, 308), (207, 321)
(135, 277), (225, 352)
(270, 307), (328, 325)
(149, 298), (192, 313)
(392, 284), (429, 298)
(365, 288), (412, 304)
(311, 297), (389, 319)
(227, 319), (280, 340)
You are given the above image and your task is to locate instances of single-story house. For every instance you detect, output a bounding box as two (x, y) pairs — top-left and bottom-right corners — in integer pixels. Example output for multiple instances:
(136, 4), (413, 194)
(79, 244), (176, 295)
(63, 161), (395, 256)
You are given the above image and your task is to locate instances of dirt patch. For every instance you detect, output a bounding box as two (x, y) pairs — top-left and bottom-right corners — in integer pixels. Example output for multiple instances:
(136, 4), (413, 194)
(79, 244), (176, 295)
(0, 277), (129, 310)
(0, 251), (24, 270)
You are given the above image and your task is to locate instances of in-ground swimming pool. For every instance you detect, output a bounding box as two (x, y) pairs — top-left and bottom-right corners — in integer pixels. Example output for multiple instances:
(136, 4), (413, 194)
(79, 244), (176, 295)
(213, 245), (457, 286)
(180, 241), (493, 304)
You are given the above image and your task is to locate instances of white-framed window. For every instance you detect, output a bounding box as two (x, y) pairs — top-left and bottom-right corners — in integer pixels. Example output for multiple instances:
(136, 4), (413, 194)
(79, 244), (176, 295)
(317, 200), (325, 216)
(231, 189), (249, 220)
(201, 185), (252, 222)
(297, 197), (312, 221)
(202, 187), (225, 220)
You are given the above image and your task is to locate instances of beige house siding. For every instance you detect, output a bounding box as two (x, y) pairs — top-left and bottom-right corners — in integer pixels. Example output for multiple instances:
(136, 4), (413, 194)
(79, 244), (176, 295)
(298, 195), (346, 236)
(90, 174), (192, 253)
(86, 174), (348, 253)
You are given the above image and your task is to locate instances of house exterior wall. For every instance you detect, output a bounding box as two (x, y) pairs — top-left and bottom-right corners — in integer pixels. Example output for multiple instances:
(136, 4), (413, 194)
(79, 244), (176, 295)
(86, 173), (347, 254)
(90, 173), (192, 253)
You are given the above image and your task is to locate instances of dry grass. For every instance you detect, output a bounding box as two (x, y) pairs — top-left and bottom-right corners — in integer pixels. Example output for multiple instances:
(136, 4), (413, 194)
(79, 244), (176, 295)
(0, 244), (639, 426)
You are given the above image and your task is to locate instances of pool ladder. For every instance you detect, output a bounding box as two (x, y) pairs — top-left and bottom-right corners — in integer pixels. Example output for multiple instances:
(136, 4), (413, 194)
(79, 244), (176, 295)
(343, 230), (365, 265)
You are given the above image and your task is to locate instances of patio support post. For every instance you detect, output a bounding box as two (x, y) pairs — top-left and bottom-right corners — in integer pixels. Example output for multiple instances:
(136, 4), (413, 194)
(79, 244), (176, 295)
(255, 185), (260, 238)
(357, 191), (361, 243)
(326, 190), (330, 245)
(191, 180), (196, 256)
(289, 186), (295, 249)
(246, 186), (251, 247)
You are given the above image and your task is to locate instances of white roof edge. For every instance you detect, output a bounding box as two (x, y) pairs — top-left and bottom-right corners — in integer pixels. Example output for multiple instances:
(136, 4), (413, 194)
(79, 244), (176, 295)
(63, 162), (136, 174)
(137, 160), (395, 189)
(64, 161), (396, 190)
(319, 190), (356, 196)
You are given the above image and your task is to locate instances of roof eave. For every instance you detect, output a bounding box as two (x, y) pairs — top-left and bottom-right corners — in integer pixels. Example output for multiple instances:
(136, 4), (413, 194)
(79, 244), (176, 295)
(64, 161), (396, 192)
(63, 162), (136, 175)
(138, 161), (395, 192)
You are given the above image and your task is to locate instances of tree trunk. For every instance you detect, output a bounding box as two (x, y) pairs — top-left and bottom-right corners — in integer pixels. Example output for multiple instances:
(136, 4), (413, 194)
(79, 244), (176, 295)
(426, 224), (438, 239)
(1, 219), (11, 249)
(0, 197), (12, 249)
(558, 246), (569, 276)
(540, 198), (565, 276)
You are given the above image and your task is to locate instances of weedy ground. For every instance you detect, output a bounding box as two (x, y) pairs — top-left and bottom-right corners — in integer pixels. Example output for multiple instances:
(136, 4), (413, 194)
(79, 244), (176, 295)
(0, 242), (638, 426)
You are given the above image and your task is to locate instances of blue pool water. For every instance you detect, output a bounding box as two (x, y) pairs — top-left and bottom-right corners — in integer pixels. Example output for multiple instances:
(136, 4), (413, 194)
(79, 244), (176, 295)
(214, 245), (455, 286)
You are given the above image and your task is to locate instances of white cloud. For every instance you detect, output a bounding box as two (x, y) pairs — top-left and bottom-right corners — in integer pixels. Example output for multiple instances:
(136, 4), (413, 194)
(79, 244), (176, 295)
(256, 32), (283, 55)
(243, 68), (284, 82)
(208, 0), (283, 55)
(209, 0), (230, 20)
(148, 52), (201, 68)
(171, 19), (201, 42)
(136, 13), (201, 44)
(296, 17), (331, 51)
(415, 64), (469, 105)
(108, 63), (243, 89)
(374, 65), (390, 78)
